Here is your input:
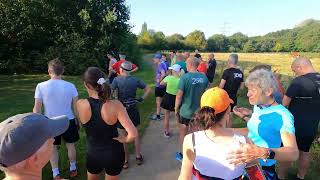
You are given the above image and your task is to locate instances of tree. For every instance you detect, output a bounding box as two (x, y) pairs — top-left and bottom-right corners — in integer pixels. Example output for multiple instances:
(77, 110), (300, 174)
(207, 34), (229, 52)
(184, 30), (207, 50)
(166, 33), (185, 50)
(228, 32), (248, 52)
(0, 0), (137, 74)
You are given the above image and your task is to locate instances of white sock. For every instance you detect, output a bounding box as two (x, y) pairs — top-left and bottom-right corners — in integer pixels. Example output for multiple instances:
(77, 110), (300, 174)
(70, 161), (77, 171)
(52, 168), (60, 177)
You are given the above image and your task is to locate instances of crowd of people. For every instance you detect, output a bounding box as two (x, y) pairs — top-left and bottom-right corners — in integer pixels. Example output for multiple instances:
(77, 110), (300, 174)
(0, 50), (319, 180)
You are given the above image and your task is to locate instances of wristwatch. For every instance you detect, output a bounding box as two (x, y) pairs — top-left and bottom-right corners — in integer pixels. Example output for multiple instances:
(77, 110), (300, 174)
(267, 149), (275, 159)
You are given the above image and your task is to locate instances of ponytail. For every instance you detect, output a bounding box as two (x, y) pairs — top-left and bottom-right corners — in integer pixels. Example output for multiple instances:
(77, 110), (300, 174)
(191, 106), (227, 130)
(83, 67), (111, 103)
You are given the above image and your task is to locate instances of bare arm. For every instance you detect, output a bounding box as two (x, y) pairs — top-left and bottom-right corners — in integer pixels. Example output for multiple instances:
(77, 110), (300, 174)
(33, 98), (43, 114)
(272, 132), (298, 161)
(178, 134), (194, 180)
(72, 96), (80, 127)
(77, 99), (91, 124)
(157, 70), (166, 84)
(160, 80), (167, 86)
(240, 82), (245, 90)
(142, 85), (151, 99)
(219, 79), (226, 89)
(282, 95), (291, 107)
(175, 90), (183, 114)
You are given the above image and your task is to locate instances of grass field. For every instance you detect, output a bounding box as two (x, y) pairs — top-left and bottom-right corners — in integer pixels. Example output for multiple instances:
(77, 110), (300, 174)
(0, 53), (319, 179)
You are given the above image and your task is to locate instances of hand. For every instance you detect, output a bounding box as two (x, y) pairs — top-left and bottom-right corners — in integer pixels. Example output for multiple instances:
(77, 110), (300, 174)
(174, 107), (180, 117)
(233, 106), (252, 118)
(226, 144), (268, 165)
(113, 136), (128, 143)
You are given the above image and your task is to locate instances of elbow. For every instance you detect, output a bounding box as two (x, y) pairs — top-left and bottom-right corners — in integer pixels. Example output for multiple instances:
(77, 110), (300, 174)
(128, 127), (138, 141)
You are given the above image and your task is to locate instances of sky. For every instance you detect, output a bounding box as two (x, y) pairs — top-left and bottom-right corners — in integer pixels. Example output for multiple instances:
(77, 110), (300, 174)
(126, 0), (320, 37)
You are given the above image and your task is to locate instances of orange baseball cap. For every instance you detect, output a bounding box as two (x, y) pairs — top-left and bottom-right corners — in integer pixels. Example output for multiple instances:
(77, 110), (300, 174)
(200, 87), (234, 114)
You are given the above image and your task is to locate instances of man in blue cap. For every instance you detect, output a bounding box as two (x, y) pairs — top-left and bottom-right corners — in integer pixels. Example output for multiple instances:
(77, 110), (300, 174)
(151, 53), (168, 120)
(0, 113), (69, 180)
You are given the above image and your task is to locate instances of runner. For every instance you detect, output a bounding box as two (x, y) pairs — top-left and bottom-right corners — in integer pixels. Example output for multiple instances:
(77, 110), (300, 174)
(111, 53), (138, 75)
(77, 67), (138, 180)
(151, 53), (168, 121)
(175, 53), (187, 74)
(160, 64), (181, 138)
(33, 58), (80, 180)
(111, 61), (151, 169)
(178, 87), (247, 180)
(278, 57), (320, 180)
(170, 50), (177, 66)
(206, 53), (217, 84)
(230, 69), (299, 180)
(175, 56), (208, 161)
(196, 54), (208, 75)
(183, 52), (190, 62)
(106, 52), (118, 84)
(161, 54), (170, 70)
(249, 64), (284, 104)
(0, 113), (69, 180)
(219, 53), (244, 127)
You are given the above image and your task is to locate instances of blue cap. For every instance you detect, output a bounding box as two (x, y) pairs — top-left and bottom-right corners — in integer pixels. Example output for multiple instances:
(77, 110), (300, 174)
(154, 53), (162, 59)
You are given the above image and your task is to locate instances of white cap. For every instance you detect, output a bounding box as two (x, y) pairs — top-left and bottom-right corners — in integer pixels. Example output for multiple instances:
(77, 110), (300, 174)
(169, 64), (181, 72)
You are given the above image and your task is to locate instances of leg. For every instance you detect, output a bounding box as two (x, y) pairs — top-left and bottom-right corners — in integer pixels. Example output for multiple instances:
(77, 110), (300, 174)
(179, 123), (188, 148)
(156, 97), (162, 115)
(118, 129), (129, 163)
(164, 110), (170, 132)
(105, 174), (119, 180)
(134, 132), (141, 158)
(87, 171), (100, 180)
(277, 162), (292, 179)
(297, 151), (311, 179)
(66, 143), (77, 163)
(50, 145), (60, 177)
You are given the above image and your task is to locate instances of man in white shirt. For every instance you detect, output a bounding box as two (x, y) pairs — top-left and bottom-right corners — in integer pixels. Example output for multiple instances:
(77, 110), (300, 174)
(33, 58), (79, 180)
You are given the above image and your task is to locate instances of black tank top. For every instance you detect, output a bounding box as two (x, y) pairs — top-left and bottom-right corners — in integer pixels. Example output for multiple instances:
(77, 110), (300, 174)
(83, 97), (121, 152)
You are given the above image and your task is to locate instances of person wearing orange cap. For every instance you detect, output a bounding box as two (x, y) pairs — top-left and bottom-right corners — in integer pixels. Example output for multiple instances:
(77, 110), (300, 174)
(178, 87), (247, 180)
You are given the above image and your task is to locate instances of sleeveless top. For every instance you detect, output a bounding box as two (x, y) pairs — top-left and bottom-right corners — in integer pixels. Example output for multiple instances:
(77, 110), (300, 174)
(192, 131), (246, 180)
(83, 97), (122, 153)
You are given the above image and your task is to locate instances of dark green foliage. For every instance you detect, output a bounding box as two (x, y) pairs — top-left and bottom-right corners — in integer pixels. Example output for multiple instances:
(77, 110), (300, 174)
(0, 0), (141, 74)
(138, 19), (320, 53)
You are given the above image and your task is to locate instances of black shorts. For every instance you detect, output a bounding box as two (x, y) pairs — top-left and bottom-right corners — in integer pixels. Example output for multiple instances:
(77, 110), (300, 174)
(179, 116), (191, 126)
(296, 135), (315, 152)
(155, 87), (166, 98)
(161, 93), (176, 111)
(86, 144), (125, 176)
(117, 105), (140, 129)
(54, 119), (79, 145)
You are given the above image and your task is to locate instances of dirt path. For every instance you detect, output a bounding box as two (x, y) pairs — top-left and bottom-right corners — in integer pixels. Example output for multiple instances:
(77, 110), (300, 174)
(120, 114), (181, 180)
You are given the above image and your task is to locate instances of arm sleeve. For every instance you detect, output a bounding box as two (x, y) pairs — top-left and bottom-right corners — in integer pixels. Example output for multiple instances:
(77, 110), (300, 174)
(285, 79), (299, 98)
(280, 111), (295, 134)
(72, 84), (78, 97)
(34, 84), (42, 99)
(222, 70), (228, 80)
(111, 78), (118, 90)
(178, 76), (185, 92)
(137, 78), (146, 89)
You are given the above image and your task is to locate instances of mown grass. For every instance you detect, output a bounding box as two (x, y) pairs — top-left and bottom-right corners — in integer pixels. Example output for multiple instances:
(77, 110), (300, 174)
(0, 53), (319, 179)
(0, 54), (156, 180)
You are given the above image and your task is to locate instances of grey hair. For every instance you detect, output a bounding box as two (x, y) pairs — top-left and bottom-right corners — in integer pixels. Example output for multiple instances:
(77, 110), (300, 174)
(245, 69), (277, 94)
(188, 56), (200, 68)
(229, 54), (238, 65)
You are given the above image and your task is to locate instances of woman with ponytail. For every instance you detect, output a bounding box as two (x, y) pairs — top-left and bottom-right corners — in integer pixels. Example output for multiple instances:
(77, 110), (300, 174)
(178, 87), (247, 180)
(77, 67), (137, 180)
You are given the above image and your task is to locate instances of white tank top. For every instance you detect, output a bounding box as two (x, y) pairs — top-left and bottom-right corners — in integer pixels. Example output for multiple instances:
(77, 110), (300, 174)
(192, 131), (246, 180)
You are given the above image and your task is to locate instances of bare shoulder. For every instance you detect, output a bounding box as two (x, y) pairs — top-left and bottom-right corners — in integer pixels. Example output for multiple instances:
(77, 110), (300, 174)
(77, 99), (90, 110)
